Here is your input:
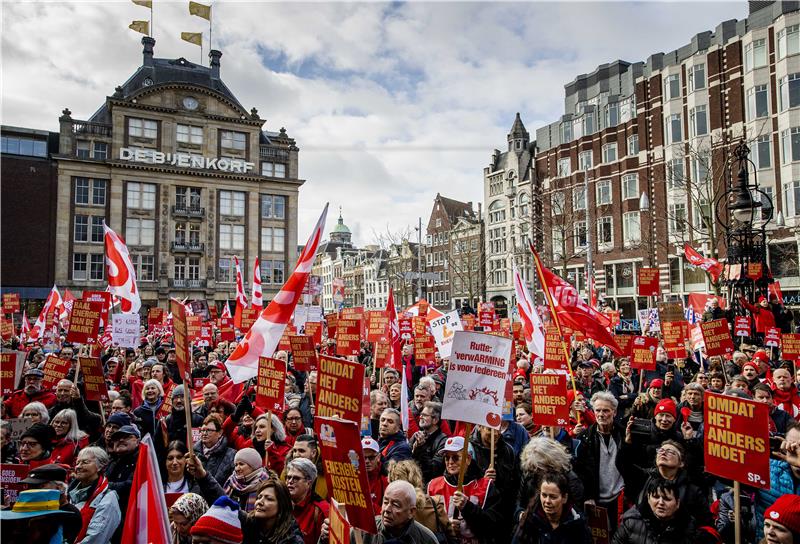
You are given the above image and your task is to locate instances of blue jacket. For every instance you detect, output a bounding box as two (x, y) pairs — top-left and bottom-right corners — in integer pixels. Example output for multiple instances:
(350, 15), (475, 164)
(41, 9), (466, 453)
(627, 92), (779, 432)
(378, 432), (412, 466)
(755, 459), (800, 538)
(501, 421), (530, 456)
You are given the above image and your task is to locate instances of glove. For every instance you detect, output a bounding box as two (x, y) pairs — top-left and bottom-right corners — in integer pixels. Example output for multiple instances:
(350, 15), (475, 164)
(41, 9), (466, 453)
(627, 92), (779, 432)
(232, 395), (252, 423)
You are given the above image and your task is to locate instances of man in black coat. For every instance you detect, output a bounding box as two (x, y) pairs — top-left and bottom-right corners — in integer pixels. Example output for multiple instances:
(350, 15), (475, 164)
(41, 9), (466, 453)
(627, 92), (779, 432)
(48, 379), (102, 440)
(409, 401), (447, 484)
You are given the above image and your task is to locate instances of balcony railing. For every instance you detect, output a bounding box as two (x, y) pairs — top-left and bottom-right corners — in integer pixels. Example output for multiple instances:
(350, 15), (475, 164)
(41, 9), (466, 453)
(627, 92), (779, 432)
(71, 120), (112, 137)
(169, 278), (206, 289)
(171, 242), (205, 253)
(171, 206), (206, 218)
(259, 146), (290, 160)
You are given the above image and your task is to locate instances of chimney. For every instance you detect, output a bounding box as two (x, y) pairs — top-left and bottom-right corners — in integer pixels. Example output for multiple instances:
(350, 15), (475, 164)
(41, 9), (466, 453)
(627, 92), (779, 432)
(142, 36), (155, 68)
(209, 50), (222, 79)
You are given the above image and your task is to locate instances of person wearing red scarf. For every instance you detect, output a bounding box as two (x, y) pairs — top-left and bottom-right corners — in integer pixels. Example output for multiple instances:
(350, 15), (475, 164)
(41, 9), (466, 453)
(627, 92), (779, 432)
(566, 389), (596, 437)
(771, 368), (800, 419)
(362, 437), (389, 513)
(67, 446), (121, 543)
(740, 295), (777, 342)
(283, 407), (308, 447)
(285, 458), (329, 544)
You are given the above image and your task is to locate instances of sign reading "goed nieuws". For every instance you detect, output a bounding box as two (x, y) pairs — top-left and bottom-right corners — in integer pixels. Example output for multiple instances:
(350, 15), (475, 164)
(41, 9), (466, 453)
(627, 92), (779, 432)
(119, 147), (256, 173)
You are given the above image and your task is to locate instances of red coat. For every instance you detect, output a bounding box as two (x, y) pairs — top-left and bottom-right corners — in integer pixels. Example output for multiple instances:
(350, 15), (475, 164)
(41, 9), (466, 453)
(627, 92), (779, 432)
(292, 493), (329, 544)
(49, 435), (88, 467)
(366, 467), (389, 514)
(3, 389), (57, 418)
(741, 298), (777, 334)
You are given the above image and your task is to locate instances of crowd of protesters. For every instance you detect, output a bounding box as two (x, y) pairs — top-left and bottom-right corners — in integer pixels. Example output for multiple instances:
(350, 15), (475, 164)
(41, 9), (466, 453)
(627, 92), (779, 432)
(1, 293), (800, 544)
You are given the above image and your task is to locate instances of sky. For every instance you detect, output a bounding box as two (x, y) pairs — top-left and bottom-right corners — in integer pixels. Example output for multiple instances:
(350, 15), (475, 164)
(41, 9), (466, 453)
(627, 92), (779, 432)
(1, 0), (748, 246)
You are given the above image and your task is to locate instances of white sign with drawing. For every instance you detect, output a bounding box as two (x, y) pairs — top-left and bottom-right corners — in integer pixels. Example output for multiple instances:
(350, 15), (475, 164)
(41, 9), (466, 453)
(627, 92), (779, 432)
(428, 311), (463, 359)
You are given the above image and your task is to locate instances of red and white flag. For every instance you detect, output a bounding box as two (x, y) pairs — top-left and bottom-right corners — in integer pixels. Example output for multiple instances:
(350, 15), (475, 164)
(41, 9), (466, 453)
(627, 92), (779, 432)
(684, 243), (723, 283)
(61, 289), (76, 322)
(29, 284), (63, 341)
(120, 434), (171, 544)
(513, 263), (545, 359)
(225, 204), (329, 383)
(221, 301), (232, 318)
(20, 310), (31, 342)
(251, 257), (263, 309)
(104, 222), (141, 313)
(233, 256), (248, 329)
(386, 287), (402, 372)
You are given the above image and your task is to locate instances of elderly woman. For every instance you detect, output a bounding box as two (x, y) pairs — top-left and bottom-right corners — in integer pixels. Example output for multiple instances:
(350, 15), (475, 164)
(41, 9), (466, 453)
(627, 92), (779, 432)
(21, 401), (50, 425)
(283, 408), (309, 448)
(285, 458), (329, 544)
(170, 493), (208, 544)
(194, 414), (236, 486)
(67, 446), (121, 544)
(518, 437), (585, 513)
(242, 479), (306, 544)
(18, 423), (55, 468)
(224, 448), (271, 513)
(49, 408), (88, 466)
(133, 378), (167, 442)
(388, 382), (403, 410)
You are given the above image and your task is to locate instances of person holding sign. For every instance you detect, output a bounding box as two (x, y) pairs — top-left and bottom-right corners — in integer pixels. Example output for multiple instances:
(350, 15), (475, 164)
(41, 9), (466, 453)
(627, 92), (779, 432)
(468, 425), (520, 538)
(740, 295), (777, 345)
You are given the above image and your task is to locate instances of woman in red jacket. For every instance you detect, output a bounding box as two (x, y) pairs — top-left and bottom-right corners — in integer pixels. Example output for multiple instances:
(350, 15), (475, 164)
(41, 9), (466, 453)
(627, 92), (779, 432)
(49, 408), (88, 466)
(740, 295), (776, 344)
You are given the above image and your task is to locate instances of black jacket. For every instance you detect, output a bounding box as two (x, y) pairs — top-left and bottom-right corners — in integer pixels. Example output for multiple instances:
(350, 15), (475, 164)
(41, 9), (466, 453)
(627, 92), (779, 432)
(771, 407), (793, 436)
(609, 374), (639, 420)
(618, 421), (684, 500)
(637, 467), (712, 527)
(411, 427), (447, 483)
(469, 431), (520, 535)
(512, 506), (592, 544)
(193, 436), (236, 485)
(612, 504), (698, 544)
(574, 422), (625, 502)
(165, 408), (204, 444)
(443, 462), (504, 544)
(106, 447), (138, 521)
(49, 398), (103, 440)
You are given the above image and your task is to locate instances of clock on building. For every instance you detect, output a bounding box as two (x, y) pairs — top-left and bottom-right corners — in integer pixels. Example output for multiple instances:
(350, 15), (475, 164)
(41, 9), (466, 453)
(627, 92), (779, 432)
(183, 96), (199, 110)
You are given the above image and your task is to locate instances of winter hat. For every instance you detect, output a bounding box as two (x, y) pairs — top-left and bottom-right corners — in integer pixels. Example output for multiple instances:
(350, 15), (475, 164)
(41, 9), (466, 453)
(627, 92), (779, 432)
(648, 379), (664, 390)
(234, 447), (263, 470)
(765, 494), (800, 534)
(742, 361), (759, 373)
(758, 295), (768, 304)
(20, 423), (55, 448)
(753, 351), (770, 365)
(654, 398), (677, 419)
(106, 412), (132, 428)
(361, 437), (380, 452)
(190, 496), (243, 544)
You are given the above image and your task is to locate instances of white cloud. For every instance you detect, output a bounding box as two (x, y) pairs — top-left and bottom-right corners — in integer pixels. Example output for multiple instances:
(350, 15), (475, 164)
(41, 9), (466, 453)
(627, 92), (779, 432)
(2, 1), (747, 245)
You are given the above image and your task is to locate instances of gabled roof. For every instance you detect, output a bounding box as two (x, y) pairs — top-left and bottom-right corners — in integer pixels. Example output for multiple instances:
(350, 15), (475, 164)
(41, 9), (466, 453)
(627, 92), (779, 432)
(436, 194), (475, 223)
(509, 112), (529, 139)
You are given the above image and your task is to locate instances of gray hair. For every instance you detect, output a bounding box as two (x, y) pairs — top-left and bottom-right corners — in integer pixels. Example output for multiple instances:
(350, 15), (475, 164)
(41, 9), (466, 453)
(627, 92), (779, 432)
(732, 351), (747, 362)
(418, 376), (436, 394)
(52, 409), (81, 443)
(600, 362), (616, 374)
(424, 401), (442, 421)
(385, 480), (417, 509)
(370, 389), (388, 404)
(56, 379), (73, 389)
(590, 391), (618, 411)
(107, 390), (120, 402)
(685, 382), (704, 393)
(286, 457), (317, 482)
(141, 378), (165, 400)
(520, 437), (572, 475)
(21, 401), (50, 425)
(79, 446), (111, 471)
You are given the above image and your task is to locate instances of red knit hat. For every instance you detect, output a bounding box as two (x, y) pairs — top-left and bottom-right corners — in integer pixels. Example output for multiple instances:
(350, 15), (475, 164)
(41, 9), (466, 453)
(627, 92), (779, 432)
(765, 494), (800, 533)
(190, 496), (242, 544)
(649, 378), (664, 390)
(758, 295), (768, 304)
(742, 361), (759, 373)
(753, 351), (770, 365)
(655, 398), (677, 419)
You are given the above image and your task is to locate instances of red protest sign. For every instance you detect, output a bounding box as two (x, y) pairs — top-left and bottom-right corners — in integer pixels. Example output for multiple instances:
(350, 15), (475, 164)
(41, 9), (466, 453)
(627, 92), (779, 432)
(462, 314), (475, 331)
(66, 300), (103, 344)
(637, 267), (660, 296)
(78, 356), (108, 402)
(289, 335), (318, 372)
(186, 315), (202, 344)
(530, 373), (569, 426)
(0, 351), (24, 395)
(413, 333), (436, 365)
(704, 391), (770, 489)
(418, 300), (429, 318)
(325, 313), (339, 339)
(734, 316), (751, 337)
(365, 311), (389, 342)
(315, 417), (377, 534)
(171, 300), (191, 382)
(765, 327), (782, 348)
(630, 336), (658, 370)
(335, 318), (361, 357)
(218, 317), (235, 342)
(82, 291), (111, 326)
(613, 334), (633, 357)
(256, 357), (286, 413)
(586, 505), (611, 544)
(661, 321), (688, 359)
(341, 306), (364, 320)
(412, 316), (427, 337)
(208, 306), (218, 320)
(316, 355), (364, 422)
(42, 355), (72, 390)
(148, 307), (164, 332)
(373, 340), (391, 369)
(747, 262), (764, 280)
(0, 463), (30, 505)
(783, 334), (800, 360)
(240, 308), (259, 333)
(304, 321), (323, 345)
(197, 324), (213, 347)
(278, 324), (295, 352)
(398, 317), (413, 341)
(544, 327), (568, 371)
(0, 317), (12, 341)
(2, 294), (20, 315)
(329, 498), (352, 544)
(700, 319), (734, 357)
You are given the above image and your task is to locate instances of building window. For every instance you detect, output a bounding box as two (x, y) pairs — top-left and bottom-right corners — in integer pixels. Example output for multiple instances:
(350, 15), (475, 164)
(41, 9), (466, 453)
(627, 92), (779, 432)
(747, 85), (769, 120)
(261, 227), (285, 252)
(605, 103), (619, 127)
(127, 182), (156, 210)
(133, 255), (154, 281)
(74, 216), (88, 242)
(219, 190), (245, 216)
(784, 180), (800, 217)
(73, 253), (87, 280)
(622, 174), (638, 200)
(261, 260), (285, 284)
(1, 135), (47, 157)
(597, 217), (613, 249)
(126, 218), (155, 246)
(93, 142), (108, 160)
(668, 158), (684, 189)
(745, 39), (767, 71)
(176, 124), (203, 145)
(692, 153), (710, 184)
(90, 254), (104, 280)
(75, 178), (90, 204)
(261, 195), (286, 219)
(76, 140), (90, 159)
(688, 64), (705, 92)
(779, 74), (800, 111)
(666, 113), (682, 143)
(551, 192), (566, 215)
(174, 257), (186, 280)
(761, 187), (774, 221)
(560, 122), (572, 144)
(551, 229), (564, 260)
(754, 136), (772, 170)
(665, 74), (680, 100)
(219, 224), (245, 251)
(90, 216), (104, 242)
(782, 127), (800, 164)
(218, 258), (233, 283)
(220, 130), (246, 151)
(628, 134), (639, 156)
(692, 199), (712, 232)
(574, 186), (586, 210)
(557, 157), (571, 177)
(622, 212), (641, 245)
(574, 221), (588, 249)
(261, 162), (287, 178)
(669, 203), (687, 234)
(602, 143), (617, 163)
(690, 105), (708, 137)
(91, 180), (106, 206)
(578, 150), (593, 171)
(596, 180), (612, 205)
(581, 112), (595, 136)
(174, 223), (186, 245)
(128, 118), (157, 139)
(188, 257), (200, 280)
(488, 200), (505, 224)
(176, 186), (201, 210)
(778, 25), (800, 60)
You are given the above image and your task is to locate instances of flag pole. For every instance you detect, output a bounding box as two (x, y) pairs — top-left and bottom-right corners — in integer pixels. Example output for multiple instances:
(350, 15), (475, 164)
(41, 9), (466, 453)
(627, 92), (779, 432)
(209, 2), (213, 52)
(150, 3), (153, 38)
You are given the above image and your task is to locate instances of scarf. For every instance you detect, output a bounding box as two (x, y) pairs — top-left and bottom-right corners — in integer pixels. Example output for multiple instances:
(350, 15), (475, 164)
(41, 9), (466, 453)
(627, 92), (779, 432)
(142, 397), (164, 413)
(225, 468), (269, 513)
(202, 436), (226, 458)
(171, 493), (209, 544)
(75, 475), (109, 542)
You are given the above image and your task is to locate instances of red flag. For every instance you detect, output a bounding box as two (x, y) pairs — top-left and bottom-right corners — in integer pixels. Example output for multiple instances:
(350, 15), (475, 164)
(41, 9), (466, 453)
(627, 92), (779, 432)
(684, 243), (722, 283)
(386, 287), (402, 372)
(19, 310), (31, 343)
(221, 301), (232, 318)
(29, 284), (62, 341)
(769, 281), (784, 304)
(513, 263), (545, 358)
(104, 222), (141, 313)
(252, 257), (263, 309)
(234, 256), (248, 329)
(120, 435), (171, 544)
(532, 249), (622, 354)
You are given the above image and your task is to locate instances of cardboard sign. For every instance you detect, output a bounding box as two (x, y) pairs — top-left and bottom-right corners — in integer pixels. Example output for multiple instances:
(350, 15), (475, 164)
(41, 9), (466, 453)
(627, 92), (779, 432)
(42, 355), (72, 390)
(289, 335), (318, 372)
(398, 317), (413, 341)
(325, 312), (339, 340)
(657, 301), (685, 324)
(418, 300), (429, 317)
(442, 331), (512, 430)
(373, 340), (391, 369)
(66, 300), (103, 344)
(335, 318), (361, 357)
(256, 357), (286, 413)
(2, 294), (20, 315)
(186, 315), (202, 344)
(111, 313), (140, 348)
(148, 307), (164, 332)
(478, 303), (495, 331)
(218, 317), (235, 342)
(315, 417), (377, 534)
(197, 324), (213, 347)
(586, 504), (611, 544)
(0, 351), (25, 395)
(240, 308), (259, 333)
(316, 355), (365, 422)
(82, 291), (111, 327)
(365, 311), (389, 343)
(630, 336), (658, 370)
(783, 334), (800, 360)
(304, 321), (323, 345)
(704, 391), (770, 489)
(329, 498), (352, 544)
(411, 316), (427, 337)
(544, 327), (569, 371)
(530, 373), (569, 426)
(734, 316), (751, 337)
(765, 327), (782, 348)
(700, 319), (734, 357)
(637, 267), (660, 296)
(170, 299), (191, 382)
(429, 311), (463, 359)
(613, 334), (633, 357)
(78, 356), (108, 402)
(0, 317), (12, 341)
(661, 321), (688, 359)
(413, 333), (436, 365)
(0, 464), (30, 505)
(462, 314), (476, 331)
